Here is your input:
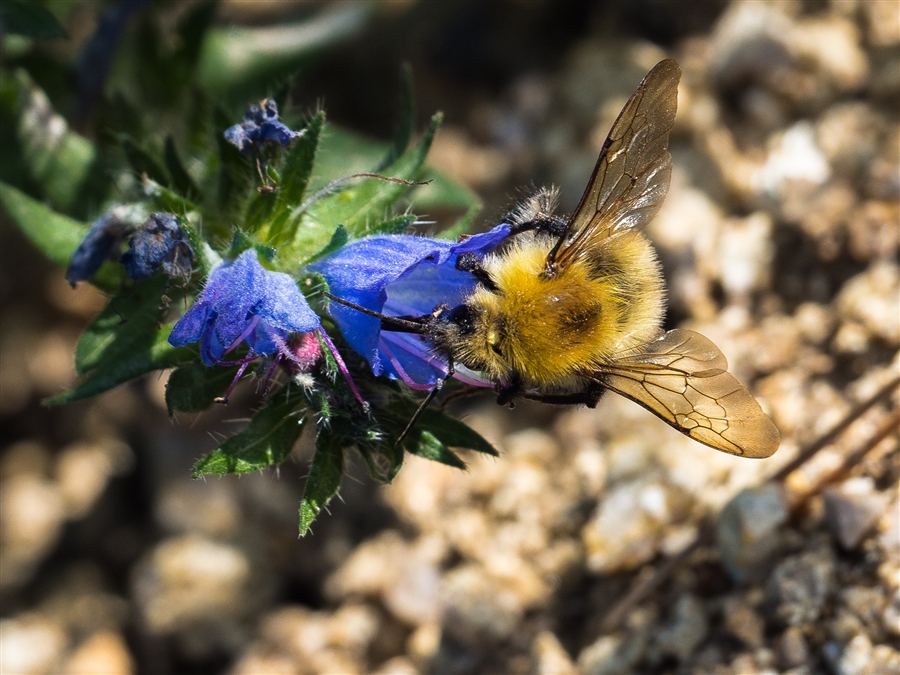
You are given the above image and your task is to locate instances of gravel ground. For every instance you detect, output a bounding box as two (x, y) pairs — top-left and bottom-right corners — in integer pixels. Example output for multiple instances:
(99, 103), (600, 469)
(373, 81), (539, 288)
(1, 1), (897, 674)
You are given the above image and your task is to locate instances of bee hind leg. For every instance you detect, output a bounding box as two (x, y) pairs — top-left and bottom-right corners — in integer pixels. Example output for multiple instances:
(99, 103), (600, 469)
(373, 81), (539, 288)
(520, 382), (605, 408)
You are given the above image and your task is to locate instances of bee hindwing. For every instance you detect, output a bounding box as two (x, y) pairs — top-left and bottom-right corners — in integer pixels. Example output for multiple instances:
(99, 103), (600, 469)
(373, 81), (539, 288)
(597, 329), (781, 458)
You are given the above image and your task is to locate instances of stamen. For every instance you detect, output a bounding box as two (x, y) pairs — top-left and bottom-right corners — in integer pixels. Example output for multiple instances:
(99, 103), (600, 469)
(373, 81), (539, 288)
(215, 357), (254, 405)
(379, 338), (435, 391)
(317, 329), (369, 411)
(225, 315), (260, 355)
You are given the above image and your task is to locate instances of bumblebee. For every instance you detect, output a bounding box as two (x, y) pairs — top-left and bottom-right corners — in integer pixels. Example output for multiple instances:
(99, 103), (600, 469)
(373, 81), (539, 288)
(335, 59), (780, 458)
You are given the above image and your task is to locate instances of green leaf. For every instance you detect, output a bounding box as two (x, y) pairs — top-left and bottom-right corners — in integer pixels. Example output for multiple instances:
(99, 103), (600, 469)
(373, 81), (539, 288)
(405, 430), (466, 469)
(13, 70), (104, 213)
(214, 106), (254, 214)
(164, 136), (199, 198)
(265, 110), (325, 247)
(304, 224), (347, 264)
(122, 137), (169, 185)
(192, 388), (305, 477)
(48, 328), (194, 404)
(437, 201), (483, 241)
(417, 408), (498, 456)
(165, 362), (238, 416)
(0, 182), (120, 291)
(376, 63), (414, 171)
(0, 1), (67, 38)
(306, 112), (442, 239)
(74, 276), (170, 374)
(299, 433), (345, 535)
(141, 176), (197, 217)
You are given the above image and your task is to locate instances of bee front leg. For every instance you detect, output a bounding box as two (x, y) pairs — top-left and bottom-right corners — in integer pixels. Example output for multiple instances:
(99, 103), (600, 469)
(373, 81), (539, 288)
(495, 379), (521, 408)
(455, 253), (499, 293)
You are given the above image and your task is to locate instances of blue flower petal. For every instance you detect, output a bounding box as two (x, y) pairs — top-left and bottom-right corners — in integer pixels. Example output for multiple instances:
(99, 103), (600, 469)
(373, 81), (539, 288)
(169, 249), (320, 366)
(121, 213), (193, 281)
(66, 206), (141, 286)
(312, 224), (511, 385)
(224, 98), (300, 154)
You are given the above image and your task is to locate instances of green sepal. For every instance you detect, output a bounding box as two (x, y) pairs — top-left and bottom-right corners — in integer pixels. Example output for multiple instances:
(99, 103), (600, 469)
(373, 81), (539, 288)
(0, 182), (121, 292)
(304, 224), (347, 265)
(438, 201), (483, 242)
(298, 432), (345, 536)
(0, 1), (67, 38)
(192, 387), (305, 477)
(165, 362), (238, 416)
(369, 213), (417, 236)
(164, 136), (199, 198)
(122, 137), (169, 186)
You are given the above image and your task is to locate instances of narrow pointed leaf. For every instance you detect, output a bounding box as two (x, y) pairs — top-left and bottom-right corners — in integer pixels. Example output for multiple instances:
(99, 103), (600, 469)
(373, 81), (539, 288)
(405, 430), (466, 469)
(417, 408), (498, 456)
(165, 361), (238, 416)
(299, 433), (345, 535)
(192, 388), (305, 477)
(122, 137), (169, 185)
(0, 182), (120, 292)
(47, 329), (194, 404)
(164, 136), (199, 197)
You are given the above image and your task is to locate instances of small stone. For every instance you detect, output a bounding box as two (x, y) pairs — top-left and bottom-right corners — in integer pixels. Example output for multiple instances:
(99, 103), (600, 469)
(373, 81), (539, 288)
(723, 597), (766, 648)
(440, 561), (546, 642)
(131, 535), (252, 634)
(824, 478), (890, 549)
(767, 547), (835, 626)
(372, 656), (418, 675)
(777, 626), (809, 670)
(0, 614), (67, 675)
(717, 483), (789, 582)
(654, 594), (709, 662)
(55, 440), (133, 520)
(577, 630), (652, 675)
(583, 477), (693, 574)
(62, 631), (134, 675)
(533, 630), (578, 675)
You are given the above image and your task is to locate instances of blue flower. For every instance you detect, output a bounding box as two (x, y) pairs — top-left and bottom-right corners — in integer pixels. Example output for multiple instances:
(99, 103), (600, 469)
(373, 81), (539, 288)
(310, 224), (511, 388)
(121, 213), (194, 282)
(224, 98), (301, 154)
(169, 249), (320, 366)
(66, 204), (146, 286)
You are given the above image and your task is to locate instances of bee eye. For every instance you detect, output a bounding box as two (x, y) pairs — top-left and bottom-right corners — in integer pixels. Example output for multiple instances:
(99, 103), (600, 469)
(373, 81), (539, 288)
(449, 305), (478, 335)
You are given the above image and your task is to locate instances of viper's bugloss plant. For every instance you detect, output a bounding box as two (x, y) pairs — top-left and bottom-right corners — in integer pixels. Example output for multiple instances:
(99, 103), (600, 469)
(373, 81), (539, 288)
(1, 5), (495, 533)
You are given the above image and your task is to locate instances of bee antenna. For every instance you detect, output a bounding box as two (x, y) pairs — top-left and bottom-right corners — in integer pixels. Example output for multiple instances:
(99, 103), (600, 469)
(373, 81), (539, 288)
(324, 292), (428, 333)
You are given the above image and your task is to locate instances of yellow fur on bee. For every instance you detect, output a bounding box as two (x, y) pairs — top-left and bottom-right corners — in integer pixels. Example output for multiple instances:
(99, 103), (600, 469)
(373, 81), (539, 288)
(459, 230), (665, 389)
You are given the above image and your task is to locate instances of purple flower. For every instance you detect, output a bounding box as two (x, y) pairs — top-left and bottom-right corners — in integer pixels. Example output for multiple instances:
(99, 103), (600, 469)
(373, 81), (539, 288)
(169, 249), (319, 366)
(310, 225), (511, 389)
(121, 213), (193, 282)
(66, 204), (145, 286)
(224, 98), (301, 154)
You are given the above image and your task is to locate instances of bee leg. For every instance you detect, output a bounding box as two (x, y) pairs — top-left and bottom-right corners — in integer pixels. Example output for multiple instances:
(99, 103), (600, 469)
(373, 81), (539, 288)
(509, 215), (568, 238)
(396, 356), (455, 446)
(522, 382), (605, 408)
(455, 253), (499, 293)
(495, 380), (522, 408)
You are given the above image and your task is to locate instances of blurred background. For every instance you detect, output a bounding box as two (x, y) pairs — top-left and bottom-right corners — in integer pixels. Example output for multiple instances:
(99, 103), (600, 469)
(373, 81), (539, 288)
(1, 1), (898, 673)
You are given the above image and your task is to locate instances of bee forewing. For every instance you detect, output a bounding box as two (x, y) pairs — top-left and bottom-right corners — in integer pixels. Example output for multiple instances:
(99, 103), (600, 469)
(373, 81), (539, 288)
(598, 329), (781, 458)
(552, 59), (681, 269)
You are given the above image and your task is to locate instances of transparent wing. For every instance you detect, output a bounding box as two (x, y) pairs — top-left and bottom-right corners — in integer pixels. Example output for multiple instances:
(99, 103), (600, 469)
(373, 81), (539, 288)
(595, 329), (781, 458)
(550, 59), (681, 270)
